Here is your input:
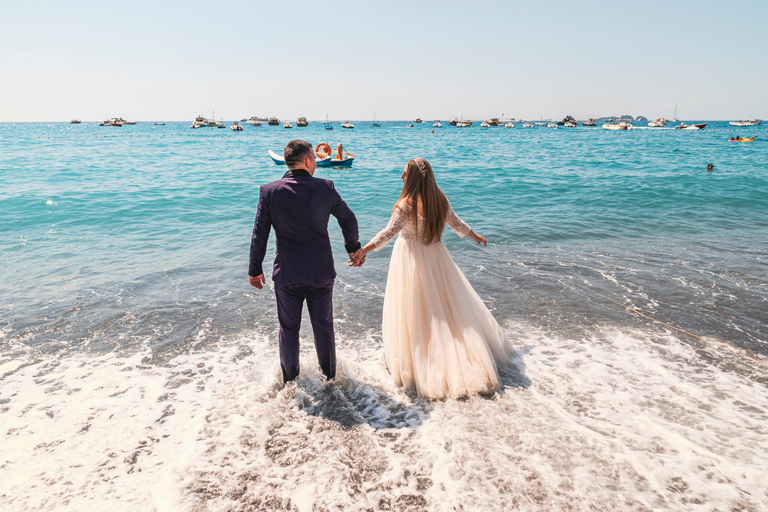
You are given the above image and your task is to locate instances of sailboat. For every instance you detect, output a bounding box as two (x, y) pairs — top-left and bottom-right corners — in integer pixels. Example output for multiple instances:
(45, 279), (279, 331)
(672, 101), (679, 123)
(372, 113), (381, 128)
(324, 114), (333, 130)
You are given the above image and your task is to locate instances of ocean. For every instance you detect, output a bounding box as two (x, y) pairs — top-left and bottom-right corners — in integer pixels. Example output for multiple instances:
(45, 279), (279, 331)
(1, 120), (767, 511)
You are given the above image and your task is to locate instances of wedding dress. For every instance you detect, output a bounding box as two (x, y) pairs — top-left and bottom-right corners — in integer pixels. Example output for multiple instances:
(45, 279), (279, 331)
(369, 201), (515, 399)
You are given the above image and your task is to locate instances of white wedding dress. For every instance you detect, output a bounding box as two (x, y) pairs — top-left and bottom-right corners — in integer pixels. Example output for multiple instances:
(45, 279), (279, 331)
(369, 202), (515, 399)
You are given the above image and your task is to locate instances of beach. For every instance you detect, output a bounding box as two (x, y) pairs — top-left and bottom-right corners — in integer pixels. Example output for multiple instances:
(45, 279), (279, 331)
(1, 120), (767, 511)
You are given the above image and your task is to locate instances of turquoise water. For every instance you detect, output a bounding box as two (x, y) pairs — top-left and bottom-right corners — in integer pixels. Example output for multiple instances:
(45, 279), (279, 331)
(2, 121), (768, 510)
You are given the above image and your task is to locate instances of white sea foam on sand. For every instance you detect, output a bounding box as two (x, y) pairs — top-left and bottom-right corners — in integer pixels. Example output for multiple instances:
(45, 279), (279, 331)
(1, 324), (767, 511)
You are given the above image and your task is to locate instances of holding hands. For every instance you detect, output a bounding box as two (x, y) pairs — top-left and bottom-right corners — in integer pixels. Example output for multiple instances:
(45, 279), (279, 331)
(347, 248), (367, 267)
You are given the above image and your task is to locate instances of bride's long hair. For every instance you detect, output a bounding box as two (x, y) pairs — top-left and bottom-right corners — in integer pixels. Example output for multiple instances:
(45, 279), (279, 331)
(395, 158), (449, 245)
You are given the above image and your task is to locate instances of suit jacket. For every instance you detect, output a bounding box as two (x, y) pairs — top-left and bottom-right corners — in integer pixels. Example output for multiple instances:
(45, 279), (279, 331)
(249, 168), (361, 285)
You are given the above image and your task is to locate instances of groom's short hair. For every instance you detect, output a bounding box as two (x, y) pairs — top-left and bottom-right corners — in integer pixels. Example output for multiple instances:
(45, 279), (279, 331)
(284, 140), (313, 167)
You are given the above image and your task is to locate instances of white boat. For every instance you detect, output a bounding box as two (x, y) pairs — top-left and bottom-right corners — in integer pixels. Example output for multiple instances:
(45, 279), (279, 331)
(432, 122), (442, 127)
(547, 122), (558, 128)
(504, 122), (515, 128)
(602, 121), (633, 130)
(523, 123), (533, 128)
(648, 117), (668, 127)
(284, 121), (293, 129)
(480, 121), (491, 127)
(564, 122), (577, 127)
(230, 122), (243, 131)
(730, 118), (762, 126)
(341, 121), (354, 129)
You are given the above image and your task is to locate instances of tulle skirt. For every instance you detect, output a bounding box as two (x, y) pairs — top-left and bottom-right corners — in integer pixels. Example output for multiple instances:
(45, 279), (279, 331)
(382, 236), (515, 399)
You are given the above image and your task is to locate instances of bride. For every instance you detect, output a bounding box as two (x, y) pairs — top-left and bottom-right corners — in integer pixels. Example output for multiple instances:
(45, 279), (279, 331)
(359, 158), (515, 399)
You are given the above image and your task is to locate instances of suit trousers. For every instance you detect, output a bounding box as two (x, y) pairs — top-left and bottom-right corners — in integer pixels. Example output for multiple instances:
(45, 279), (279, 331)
(274, 279), (336, 382)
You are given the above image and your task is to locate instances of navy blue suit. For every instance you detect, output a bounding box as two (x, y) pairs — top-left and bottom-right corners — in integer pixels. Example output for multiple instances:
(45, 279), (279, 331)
(249, 168), (360, 382)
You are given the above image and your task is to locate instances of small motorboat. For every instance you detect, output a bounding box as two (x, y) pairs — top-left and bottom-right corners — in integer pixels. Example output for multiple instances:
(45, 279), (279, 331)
(480, 121), (491, 127)
(70, 119), (81, 124)
(297, 117), (308, 127)
(648, 117), (668, 127)
(432, 121), (442, 127)
(341, 121), (354, 129)
(284, 121), (293, 129)
(564, 122), (577, 128)
(414, 118), (422, 123)
(730, 119), (762, 127)
(268, 117), (279, 126)
(523, 123), (534, 128)
(602, 121), (633, 130)
(406, 123), (414, 127)
(249, 121), (262, 127)
(547, 122), (558, 128)
(581, 118), (597, 127)
(504, 122), (515, 128)
(230, 122), (243, 131)
(675, 122), (707, 130)
(729, 135), (758, 142)
(153, 122), (165, 126)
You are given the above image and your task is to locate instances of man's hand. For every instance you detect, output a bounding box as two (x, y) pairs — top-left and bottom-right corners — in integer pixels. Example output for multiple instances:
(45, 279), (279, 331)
(249, 274), (266, 289)
(347, 249), (366, 267)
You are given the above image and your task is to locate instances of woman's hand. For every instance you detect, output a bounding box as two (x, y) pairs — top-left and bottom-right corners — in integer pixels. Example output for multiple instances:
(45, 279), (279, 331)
(470, 231), (487, 246)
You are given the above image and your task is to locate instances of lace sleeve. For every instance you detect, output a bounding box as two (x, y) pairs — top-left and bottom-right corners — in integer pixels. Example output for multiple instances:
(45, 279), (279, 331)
(369, 204), (409, 250)
(446, 205), (472, 237)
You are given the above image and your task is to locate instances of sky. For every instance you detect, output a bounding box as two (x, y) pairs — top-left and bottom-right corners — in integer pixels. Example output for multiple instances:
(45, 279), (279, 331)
(1, 0), (766, 122)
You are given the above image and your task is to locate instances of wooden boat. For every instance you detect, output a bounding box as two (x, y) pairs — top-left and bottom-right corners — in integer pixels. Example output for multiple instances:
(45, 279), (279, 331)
(268, 149), (350, 167)
(297, 117), (308, 127)
(675, 122), (707, 130)
(581, 118), (596, 127)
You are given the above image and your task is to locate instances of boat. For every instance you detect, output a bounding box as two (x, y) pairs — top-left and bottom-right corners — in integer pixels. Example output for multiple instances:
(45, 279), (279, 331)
(730, 118), (762, 127)
(729, 135), (758, 142)
(217, 121), (225, 129)
(523, 123), (534, 128)
(672, 101), (679, 122)
(406, 124), (414, 127)
(432, 121), (442, 127)
(602, 121), (633, 130)
(547, 122), (558, 128)
(504, 122), (515, 128)
(648, 117), (668, 127)
(414, 118), (422, 123)
(230, 122), (243, 131)
(558, 115), (577, 126)
(122, 120), (137, 125)
(99, 118), (124, 127)
(297, 117), (308, 127)
(564, 121), (578, 128)
(372, 113), (381, 128)
(284, 121), (293, 129)
(341, 121), (354, 129)
(456, 122), (471, 127)
(268, 117), (279, 126)
(70, 119), (81, 124)
(675, 122), (707, 130)
(480, 121), (491, 128)
(249, 121), (262, 127)
(487, 117), (500, 126)
(153, 122), (165, 126)
(324, 113), (333, 130)
(247, 116), (267, 123)
(581, 118), (596, 127)
(268, 149), (352, 167)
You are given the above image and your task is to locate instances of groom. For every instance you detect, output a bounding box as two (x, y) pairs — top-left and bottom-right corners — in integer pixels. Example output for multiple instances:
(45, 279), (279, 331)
(249, 140), (365, 383)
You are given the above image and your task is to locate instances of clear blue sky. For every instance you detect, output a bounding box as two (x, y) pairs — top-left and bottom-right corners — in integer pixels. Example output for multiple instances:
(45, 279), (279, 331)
(1, 0), (765, 122)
